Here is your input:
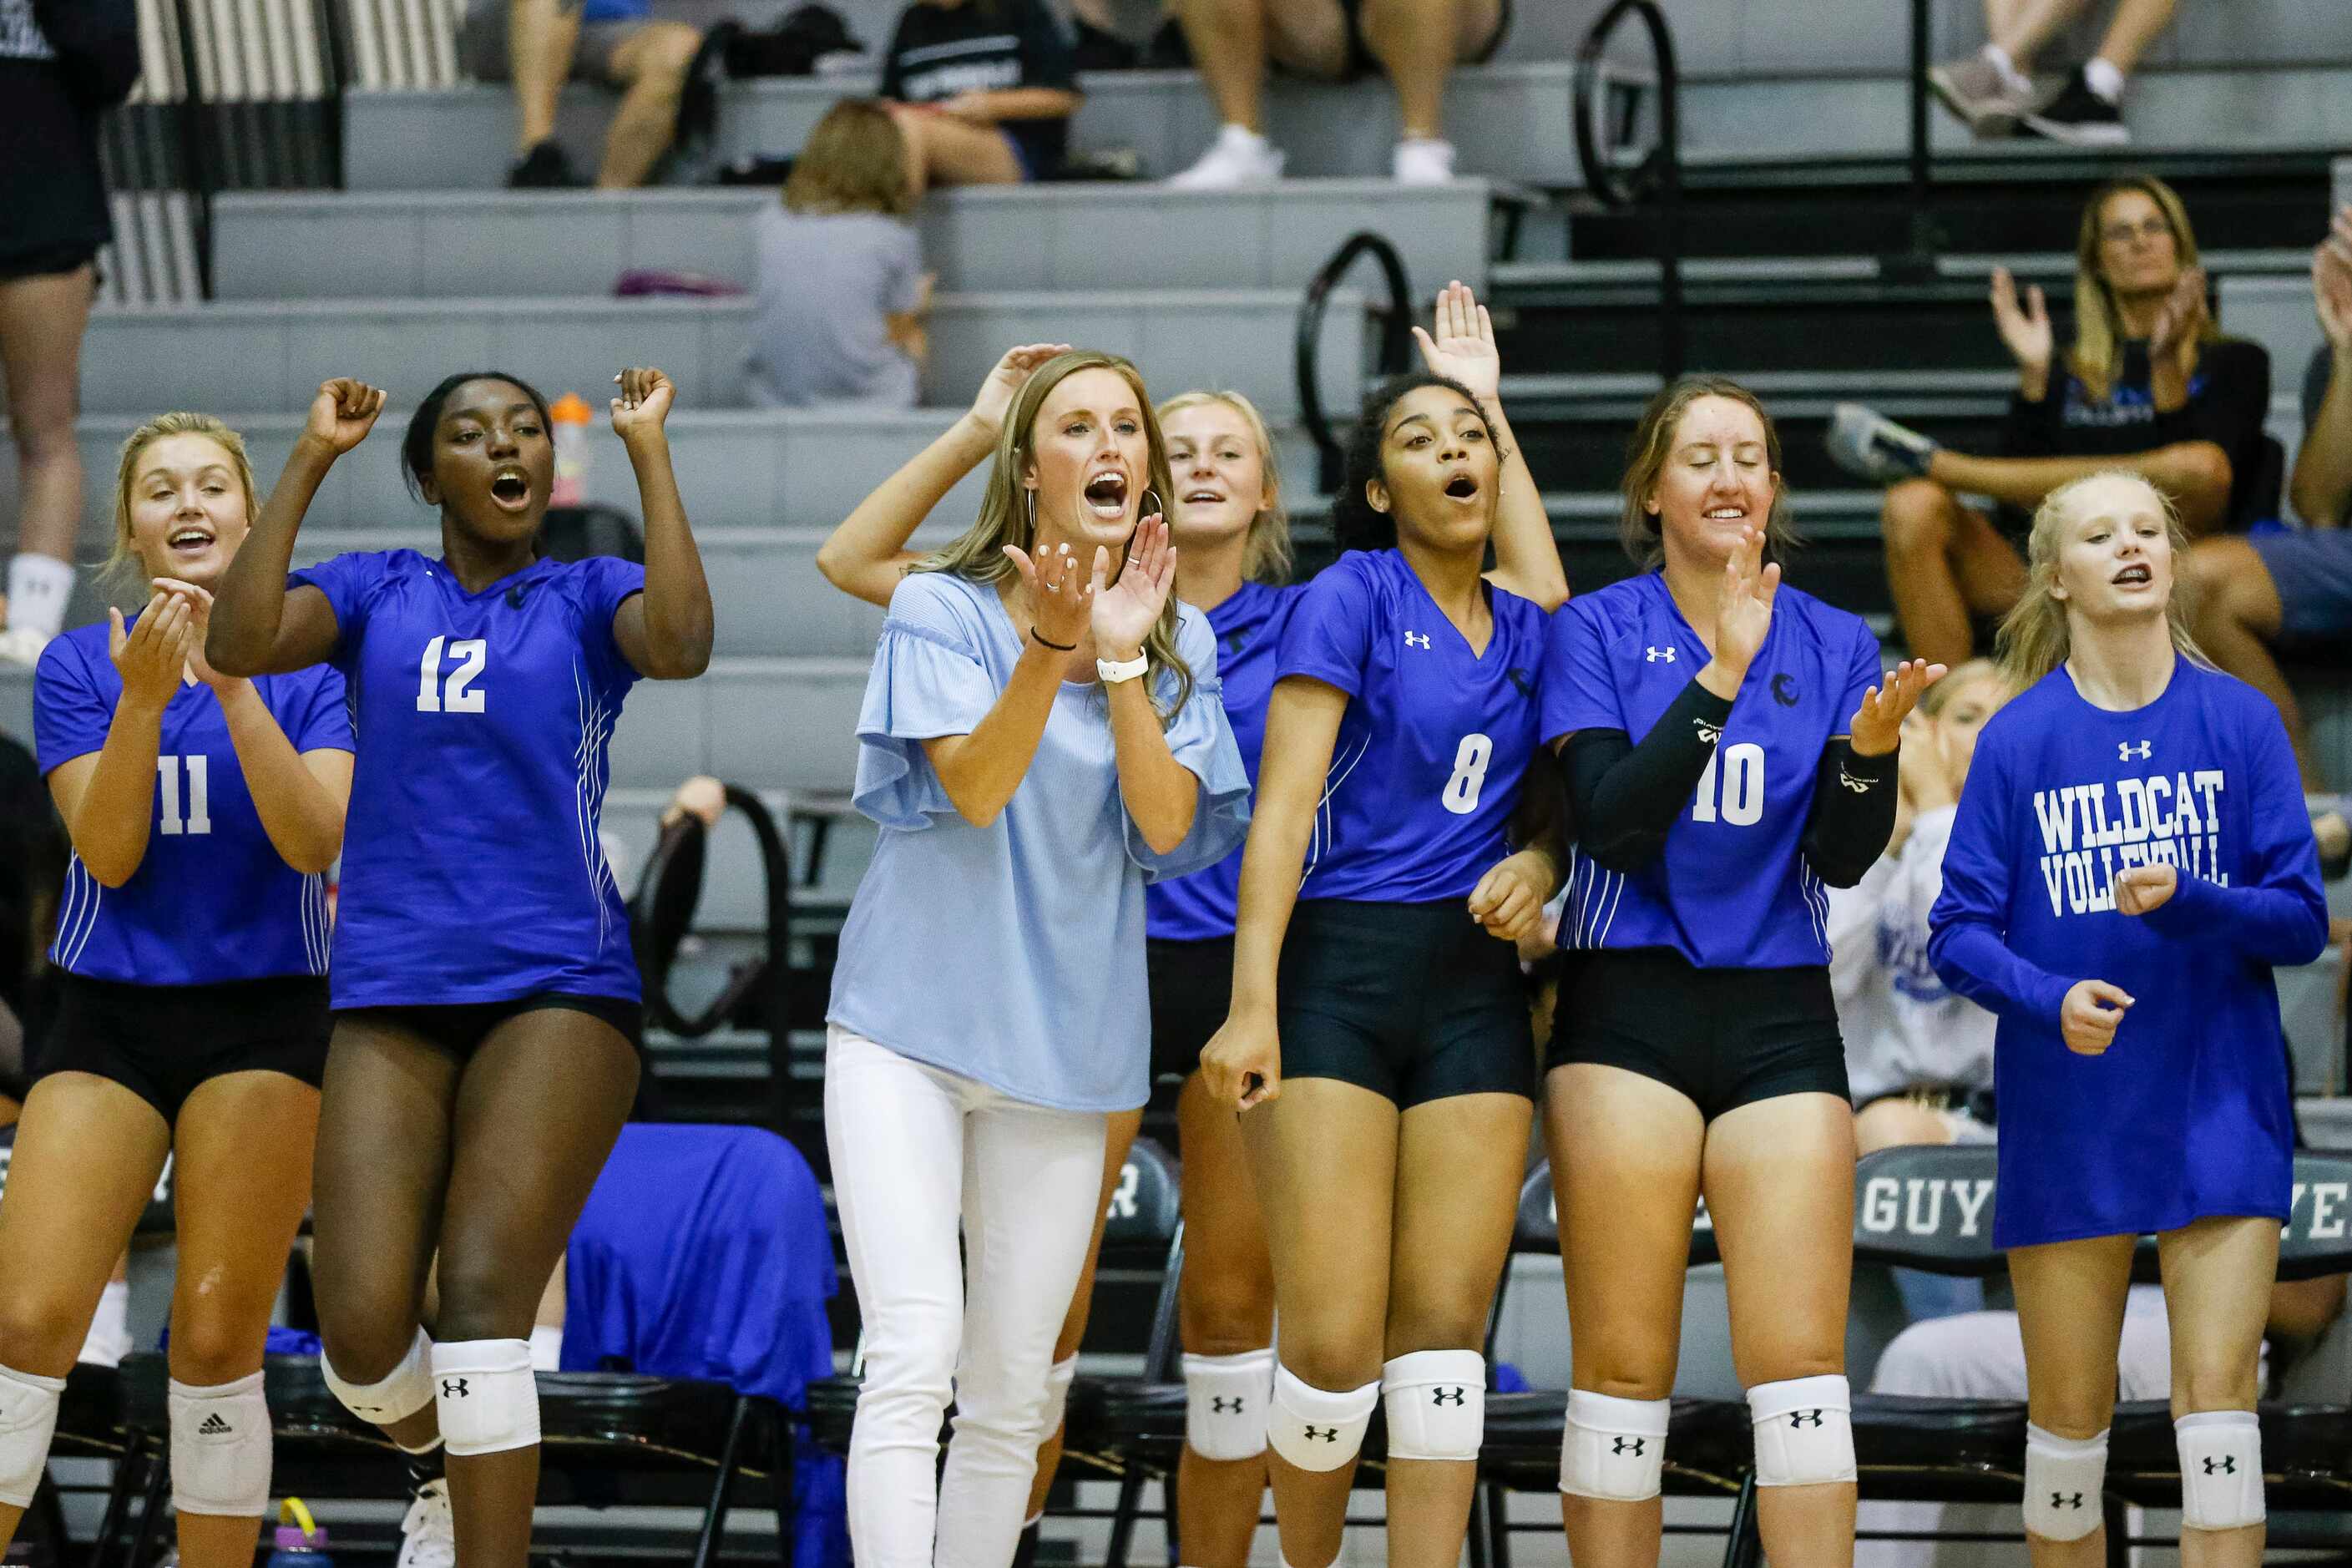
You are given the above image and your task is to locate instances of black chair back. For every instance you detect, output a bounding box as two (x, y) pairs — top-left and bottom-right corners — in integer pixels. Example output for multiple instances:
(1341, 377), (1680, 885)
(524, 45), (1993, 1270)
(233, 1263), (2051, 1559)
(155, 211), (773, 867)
(1105, 1136), (1182, 1247)
(2283, 1151), (2352, 1280)
(1852, 1143), (2002, 1276)
(1514, 1161), (1720, 1266)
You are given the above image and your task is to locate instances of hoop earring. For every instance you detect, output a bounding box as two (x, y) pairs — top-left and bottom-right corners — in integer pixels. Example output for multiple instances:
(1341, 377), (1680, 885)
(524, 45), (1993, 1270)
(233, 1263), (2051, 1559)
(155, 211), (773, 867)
(1139, 488), (1163, 526)
(1026, 488), (1036, 536)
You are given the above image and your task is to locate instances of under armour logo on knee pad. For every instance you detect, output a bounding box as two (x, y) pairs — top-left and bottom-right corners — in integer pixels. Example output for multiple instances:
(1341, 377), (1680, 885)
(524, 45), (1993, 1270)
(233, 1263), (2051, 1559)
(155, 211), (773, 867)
(2051, 1491), (2084, 1509)
(1431, 1388), (1465, 1406)
(2203, 1457), (2236, 1475)
(1611, 1436), (1646, 1456)
(1787, 1409), (1824, 1428)
(1211, 1397), (1245, 1414)
(1302, 1424), (1338, 1442)
(441, 1378), (470, 1398)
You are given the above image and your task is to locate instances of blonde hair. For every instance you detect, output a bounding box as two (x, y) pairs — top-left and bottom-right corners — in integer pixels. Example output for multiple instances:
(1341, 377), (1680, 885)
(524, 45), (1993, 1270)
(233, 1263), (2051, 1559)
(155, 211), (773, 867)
(1918, 656), (2006, 716)
(106, 412), (257, 594)
(1156, 388), (1292, 584)
(783, 99), (915, 219)
(1995, 471), (2208, 690)
(1618, 376), (1798, 569)
(916, 350), (1193, 721)
(2070, 175), (2215, 402)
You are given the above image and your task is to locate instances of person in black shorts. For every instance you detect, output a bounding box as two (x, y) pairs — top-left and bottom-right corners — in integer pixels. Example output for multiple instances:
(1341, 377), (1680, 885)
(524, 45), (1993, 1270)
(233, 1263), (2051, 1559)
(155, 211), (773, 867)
(878, 0), (1082, 191)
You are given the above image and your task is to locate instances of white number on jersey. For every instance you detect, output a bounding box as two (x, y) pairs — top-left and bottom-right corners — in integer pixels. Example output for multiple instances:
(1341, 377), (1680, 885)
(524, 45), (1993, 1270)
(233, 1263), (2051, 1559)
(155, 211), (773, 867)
(416, 635), (488, 714)
(1442, 732), (1493, 816)
(155, 755), (211, 836)
(1692, 741), (1765, 827)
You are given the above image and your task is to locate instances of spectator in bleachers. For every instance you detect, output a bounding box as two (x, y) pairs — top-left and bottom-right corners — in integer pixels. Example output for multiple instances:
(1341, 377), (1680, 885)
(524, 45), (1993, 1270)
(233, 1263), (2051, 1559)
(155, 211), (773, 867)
(1829, 175), (2270, 669)
(2182, 205), (2352, 878)
(878, 0), (1082, 191)
(458, 0), (703, 188)
(746, 101), (931, 410)
(1930, 0), (2177, 145)
(0, 0), (138, 665)
(1164, 0), (1505, 187)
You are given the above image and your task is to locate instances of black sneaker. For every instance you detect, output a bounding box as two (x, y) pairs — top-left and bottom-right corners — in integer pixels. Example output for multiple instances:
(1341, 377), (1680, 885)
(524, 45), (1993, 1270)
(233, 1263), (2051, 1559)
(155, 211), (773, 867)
(508, 139), (584, 189)
(2022, 68), (2127, 146)
(1070, 18), (1139, 72)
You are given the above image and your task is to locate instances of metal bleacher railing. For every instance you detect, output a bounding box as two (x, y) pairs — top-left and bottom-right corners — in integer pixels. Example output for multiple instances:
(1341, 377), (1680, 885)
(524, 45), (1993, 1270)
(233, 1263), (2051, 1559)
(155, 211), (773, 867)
(1573, 0), (1683, 379)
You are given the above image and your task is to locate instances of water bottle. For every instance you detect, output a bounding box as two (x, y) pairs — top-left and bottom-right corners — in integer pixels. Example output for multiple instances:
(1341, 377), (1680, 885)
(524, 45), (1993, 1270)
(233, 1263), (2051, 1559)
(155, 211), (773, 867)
(265, 1499), (331, 1568)
(550, 392), (595, 508)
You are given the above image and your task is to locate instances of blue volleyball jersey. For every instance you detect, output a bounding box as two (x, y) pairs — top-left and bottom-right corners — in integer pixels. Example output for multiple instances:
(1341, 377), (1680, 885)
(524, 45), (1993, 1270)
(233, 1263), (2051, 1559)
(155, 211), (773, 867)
(290, 549), (647, 1008)
(1542, 572), (1883, 968)
(33, 619), (351, 985)
(1146, 579), (1304, 942)
(1279, 549), (1548, 904)
(1929, 659), (2325, 1247)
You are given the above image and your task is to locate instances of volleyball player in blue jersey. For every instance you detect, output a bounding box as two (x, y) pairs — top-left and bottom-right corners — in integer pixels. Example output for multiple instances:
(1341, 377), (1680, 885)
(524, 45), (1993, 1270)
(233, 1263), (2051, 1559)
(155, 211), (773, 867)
(206, 368), (711, 1568)
(1198, 365), (1569, 1568)
(0, 414), (352, 1568)
(1930, 470), (2325, 1568)
(1540, 377), (1937, 1568)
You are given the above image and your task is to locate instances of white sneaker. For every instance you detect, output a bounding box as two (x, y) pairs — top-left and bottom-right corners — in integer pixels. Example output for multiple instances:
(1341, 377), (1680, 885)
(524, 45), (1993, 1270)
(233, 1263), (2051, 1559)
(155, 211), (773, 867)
(0, 625), (51, 667)
(1166, 124), (1284, 190)
(397, 1477), (457, 1568)
(1392, 137), (1457, 185)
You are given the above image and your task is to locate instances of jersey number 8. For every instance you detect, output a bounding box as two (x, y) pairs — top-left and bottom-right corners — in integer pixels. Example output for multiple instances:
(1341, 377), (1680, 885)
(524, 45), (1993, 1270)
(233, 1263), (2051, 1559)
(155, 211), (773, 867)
(417, 635), (488, 714)
(1692, 741), (1765, 827)
(1442, 733), (1493, 816)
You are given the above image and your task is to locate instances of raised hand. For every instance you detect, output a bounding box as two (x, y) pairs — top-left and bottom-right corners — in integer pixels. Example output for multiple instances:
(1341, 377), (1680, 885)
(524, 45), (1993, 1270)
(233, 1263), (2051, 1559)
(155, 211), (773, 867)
(1467, 850), (1550, 942)
(1989, 266), (2053, 378)
(610, 367), (675, 440)
(1090, 513), (1174, 661)
(2060, 978), (2132, 1055)
(1003, 538), (1094, 651)
(2113, 862), (2177, 917)
(1201, 1008), (1280, 1110)
(2147, 266), (2209, 362)
(301, 378), (387, 458)
(1709, 524), (1780, 680)
(1848, 658), (1946, 756)
(969, 343), (1069, 438)
(109, 591), (195, 713)
(1411, 280), (1501, 401)
(2314, 206), (2352, 351)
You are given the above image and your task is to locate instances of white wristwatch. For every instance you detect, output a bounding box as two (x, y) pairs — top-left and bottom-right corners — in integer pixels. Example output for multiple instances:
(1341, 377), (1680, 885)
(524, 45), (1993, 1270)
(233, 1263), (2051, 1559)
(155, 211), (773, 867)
(1096, 652), (1149, 685)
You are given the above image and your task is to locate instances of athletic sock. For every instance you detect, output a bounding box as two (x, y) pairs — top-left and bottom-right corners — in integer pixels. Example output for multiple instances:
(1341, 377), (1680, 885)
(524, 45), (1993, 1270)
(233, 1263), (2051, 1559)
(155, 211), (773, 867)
(2083, 57), (2125, 104)
(1981, 43), (2031, 95)
(7, 554), (73, 638)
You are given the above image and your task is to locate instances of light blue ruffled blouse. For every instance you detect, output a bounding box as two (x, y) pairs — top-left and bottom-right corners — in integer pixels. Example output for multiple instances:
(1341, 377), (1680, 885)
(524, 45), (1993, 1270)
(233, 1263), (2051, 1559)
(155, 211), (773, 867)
(826, 569), (1252, 1111)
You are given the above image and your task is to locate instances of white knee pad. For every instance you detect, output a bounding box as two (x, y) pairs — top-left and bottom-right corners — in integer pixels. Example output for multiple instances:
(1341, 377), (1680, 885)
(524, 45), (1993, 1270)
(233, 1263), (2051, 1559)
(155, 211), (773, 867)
(1040, 1354), (1077, 1439)
(431, 1339), (540, 1458)
(2177, 1410), (2263, 1531)
(1266, 1365), (1378, 1473)
(322, 1327), (436, 1426)
(1559, 1389), (1669, 1501)
(169, 1371), (272, 1518)
(0, 1363), (67, 1509)
(1381, 1350), (1485, 1463)
(2022, 1423), (2108, 1541)
(1182, 1348), (1274, 1461)
(1748, 1375), (1855, 1487)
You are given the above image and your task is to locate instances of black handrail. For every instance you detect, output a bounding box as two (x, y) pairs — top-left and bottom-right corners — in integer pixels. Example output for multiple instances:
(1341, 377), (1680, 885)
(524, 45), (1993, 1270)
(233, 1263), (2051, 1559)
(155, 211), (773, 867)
(1898, 0), (1940, 280)
(166, 0), (215, 300)
(1573, 0), (1683, 379)
(1295, 232), (1415, 494)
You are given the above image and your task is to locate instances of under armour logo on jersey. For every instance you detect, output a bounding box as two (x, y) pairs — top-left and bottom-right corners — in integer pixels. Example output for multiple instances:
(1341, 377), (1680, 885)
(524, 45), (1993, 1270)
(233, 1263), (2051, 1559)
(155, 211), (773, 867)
(1211, 1397), (1246, 1414)
(1302, 1424), (1338, 1443)
(442, 1378), (470, 1399)
(1771, 672), (1799, 707)
(1611, 1436), (1647, 1456)
(1404, 630), (1432, 650)
(2203, 1457), (2236, 1475)
(197, 1413), (233, 1435)
(1646, 645), (1677, 663)
(1693, 718), (1722, 745)
(1787, 1409), (1824, 1429)
(1431, 1388), (1465, 1406)
(2119, 741), (2152, 761)
(2051, 1491), (2084, 1510)
(1839, 765), (1875, 792)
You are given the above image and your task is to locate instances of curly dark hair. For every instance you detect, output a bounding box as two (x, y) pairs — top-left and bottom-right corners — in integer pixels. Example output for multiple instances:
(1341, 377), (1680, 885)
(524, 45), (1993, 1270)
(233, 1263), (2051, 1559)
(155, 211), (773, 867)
(1328, 372), (1501, 554)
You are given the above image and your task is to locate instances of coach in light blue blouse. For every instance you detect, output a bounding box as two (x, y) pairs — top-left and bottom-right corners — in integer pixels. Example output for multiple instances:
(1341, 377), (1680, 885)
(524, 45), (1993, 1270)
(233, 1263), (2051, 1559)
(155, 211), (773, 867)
(823, 350), (1247, 1568)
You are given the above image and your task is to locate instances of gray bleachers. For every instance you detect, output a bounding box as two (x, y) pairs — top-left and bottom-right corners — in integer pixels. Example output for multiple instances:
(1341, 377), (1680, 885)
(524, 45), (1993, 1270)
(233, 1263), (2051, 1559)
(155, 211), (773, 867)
(611, 656), (867, 792)
(75, 289), (1363, 420)
(210, 181), (1490, 300)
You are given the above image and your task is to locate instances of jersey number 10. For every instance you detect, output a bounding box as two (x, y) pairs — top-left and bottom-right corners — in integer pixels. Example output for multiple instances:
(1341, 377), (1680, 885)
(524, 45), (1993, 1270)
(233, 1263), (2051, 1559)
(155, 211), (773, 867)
(417, 636), (488, 713)
(1692, 741), (1766, 826)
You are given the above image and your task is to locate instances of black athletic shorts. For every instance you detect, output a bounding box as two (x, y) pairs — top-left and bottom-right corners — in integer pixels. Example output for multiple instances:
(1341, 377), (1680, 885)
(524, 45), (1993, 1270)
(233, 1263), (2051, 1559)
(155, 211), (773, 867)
(1333, 0), (1512, 79)
(1277, 898), (1535, 1108)
(1148, 935), (1232, 1083)
(338, 994), (645, 1060)
(42, 972), (330, 1123)
(1547, 947), (1847, 1120)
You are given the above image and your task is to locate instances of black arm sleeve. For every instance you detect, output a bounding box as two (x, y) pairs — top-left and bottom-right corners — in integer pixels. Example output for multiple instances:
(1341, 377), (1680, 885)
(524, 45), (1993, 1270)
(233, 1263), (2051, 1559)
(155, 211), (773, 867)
(1561, 678), (1734, 873)
(1800, 740), (1899, 888)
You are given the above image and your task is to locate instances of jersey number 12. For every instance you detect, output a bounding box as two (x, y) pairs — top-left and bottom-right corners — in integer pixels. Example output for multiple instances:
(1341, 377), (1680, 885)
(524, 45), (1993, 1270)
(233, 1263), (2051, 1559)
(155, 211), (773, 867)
(156, 755), (210, 836)
(1692, 741), (1765, 826)
(417, 636), (488, 713)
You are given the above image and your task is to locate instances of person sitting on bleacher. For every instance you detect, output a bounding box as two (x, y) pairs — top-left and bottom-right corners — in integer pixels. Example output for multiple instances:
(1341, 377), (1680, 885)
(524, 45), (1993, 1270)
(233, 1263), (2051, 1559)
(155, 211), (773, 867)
(1163, 0), (1505, 188)
(1828, 176), (2271, 670)
(878, 0), (1082, 191)
(458, 0), (704, 188)
(1928, 0), (2178, 146)
(2181, 205), (2352, 878)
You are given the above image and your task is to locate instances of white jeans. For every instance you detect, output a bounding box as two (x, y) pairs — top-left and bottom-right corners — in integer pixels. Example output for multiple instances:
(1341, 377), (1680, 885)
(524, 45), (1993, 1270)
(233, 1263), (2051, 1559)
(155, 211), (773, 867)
(824, 1025), (1109, 1568)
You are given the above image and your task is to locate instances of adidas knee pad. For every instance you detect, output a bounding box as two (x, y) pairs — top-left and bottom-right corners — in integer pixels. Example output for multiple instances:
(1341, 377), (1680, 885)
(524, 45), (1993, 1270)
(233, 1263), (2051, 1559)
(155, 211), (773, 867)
(1266, 1365), (1378, 1473)
(1381, 1350), (1485, 1463)
(1040, 1354), (1077, 1439)
(322, 1327), (436, 1427)
(0, 1363), (67, 1509)
(2022, 1423), (2107, 1541)
(1182, 1348), (1273, 1461)
(1559, 1389), (1669, 1501)
(2177, 1410), (2263, 1531)
(169, 1372), (272, 1517)
(1748, 1375), (1855, 1487)
(431, 1339), (540, 1458)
